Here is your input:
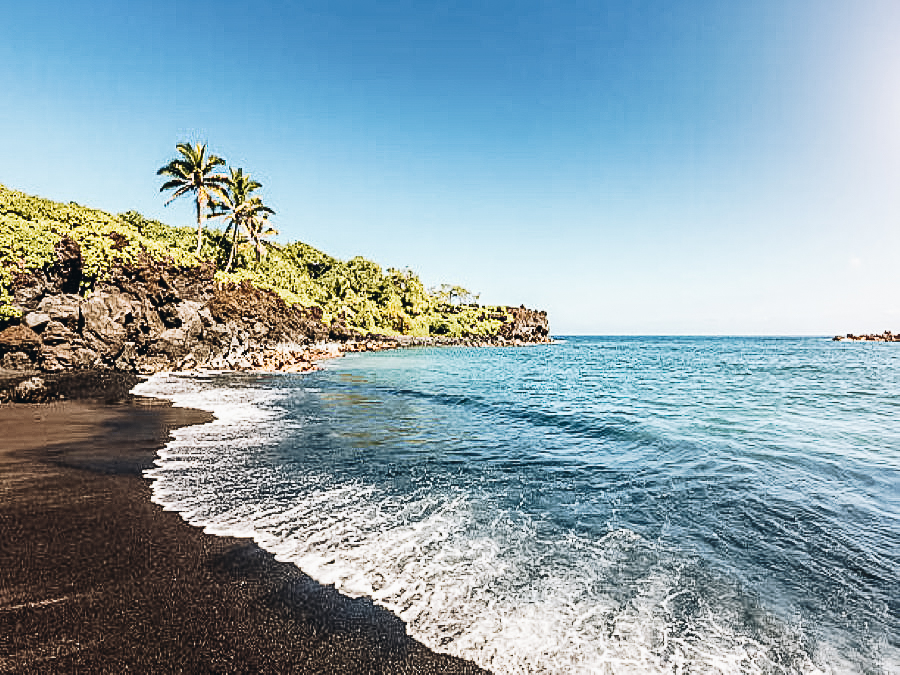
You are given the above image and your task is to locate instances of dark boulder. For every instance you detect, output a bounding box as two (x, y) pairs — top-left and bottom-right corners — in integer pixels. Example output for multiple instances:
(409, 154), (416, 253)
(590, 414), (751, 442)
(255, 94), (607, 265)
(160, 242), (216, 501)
(80, 290), (134, 348)
(0, 325), (42, 355)
(14, 376), (48, 403)
(13, 279), (47, 312)
(40, 320), (76, 346)
(2, 351), (34, 370)
(37, 294), (82, 329)
(52, 235), (83, 294)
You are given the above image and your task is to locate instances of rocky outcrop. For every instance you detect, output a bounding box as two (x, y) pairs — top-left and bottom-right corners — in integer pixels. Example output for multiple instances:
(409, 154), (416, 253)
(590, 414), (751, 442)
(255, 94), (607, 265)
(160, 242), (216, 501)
(833, 331), (900, 342)
(13, 376), (48, 403)
(0, 258), (552, 386)
(500, 306), (550, 342)
(51, 235), (84, 294)
(1, 259), (331, 376)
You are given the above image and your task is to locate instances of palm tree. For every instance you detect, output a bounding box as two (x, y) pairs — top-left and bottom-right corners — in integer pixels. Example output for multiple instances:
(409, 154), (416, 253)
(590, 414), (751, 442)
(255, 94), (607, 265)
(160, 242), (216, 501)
(213, 167), (276, 271)
(243, 205), (278, 263)
(157, 142), (228, 255)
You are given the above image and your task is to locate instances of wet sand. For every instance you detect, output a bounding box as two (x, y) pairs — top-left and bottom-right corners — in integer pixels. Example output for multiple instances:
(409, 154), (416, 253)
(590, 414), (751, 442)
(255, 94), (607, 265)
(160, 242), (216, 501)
(0, 398), (487, 673)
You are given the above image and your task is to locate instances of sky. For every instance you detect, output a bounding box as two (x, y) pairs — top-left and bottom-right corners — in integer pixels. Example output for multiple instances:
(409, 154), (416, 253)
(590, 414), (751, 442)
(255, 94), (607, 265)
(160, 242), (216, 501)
(1, 1), (898, 335)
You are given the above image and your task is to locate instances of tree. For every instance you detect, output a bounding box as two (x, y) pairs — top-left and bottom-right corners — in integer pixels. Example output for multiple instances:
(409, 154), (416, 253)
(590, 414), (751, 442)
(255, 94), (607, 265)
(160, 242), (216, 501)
(212, 167), (275, 271)
(242, 204), (278, 263)
(157, 142), (228, 255)
(434, 283), (474, 306)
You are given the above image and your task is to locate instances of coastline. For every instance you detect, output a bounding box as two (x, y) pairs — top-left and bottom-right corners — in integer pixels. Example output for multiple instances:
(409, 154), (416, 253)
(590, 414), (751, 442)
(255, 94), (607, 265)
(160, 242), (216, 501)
(0, 393), (487, 673)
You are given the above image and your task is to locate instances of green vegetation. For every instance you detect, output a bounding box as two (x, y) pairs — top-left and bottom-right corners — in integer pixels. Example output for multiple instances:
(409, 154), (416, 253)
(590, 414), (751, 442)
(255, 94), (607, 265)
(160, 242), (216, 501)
(0, 182), (512, 337)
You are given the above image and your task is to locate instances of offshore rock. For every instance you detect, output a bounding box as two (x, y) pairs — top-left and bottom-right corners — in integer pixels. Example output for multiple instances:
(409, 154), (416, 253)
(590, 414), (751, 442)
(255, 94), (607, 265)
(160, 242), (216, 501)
(833, 331), (899, 342)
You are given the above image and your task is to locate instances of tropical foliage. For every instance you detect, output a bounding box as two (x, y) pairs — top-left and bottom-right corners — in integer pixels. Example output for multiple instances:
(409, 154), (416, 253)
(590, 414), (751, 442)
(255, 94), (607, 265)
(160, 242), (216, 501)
(0, 183), (512, 336)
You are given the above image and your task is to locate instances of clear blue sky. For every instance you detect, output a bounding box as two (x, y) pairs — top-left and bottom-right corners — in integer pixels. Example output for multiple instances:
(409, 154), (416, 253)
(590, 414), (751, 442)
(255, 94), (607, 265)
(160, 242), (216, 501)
(1, 1), (898, 334)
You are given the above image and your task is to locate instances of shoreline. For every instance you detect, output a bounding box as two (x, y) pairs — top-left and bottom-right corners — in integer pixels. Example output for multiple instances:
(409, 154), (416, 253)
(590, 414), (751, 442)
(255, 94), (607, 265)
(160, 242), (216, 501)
(0, 393), (487, 673)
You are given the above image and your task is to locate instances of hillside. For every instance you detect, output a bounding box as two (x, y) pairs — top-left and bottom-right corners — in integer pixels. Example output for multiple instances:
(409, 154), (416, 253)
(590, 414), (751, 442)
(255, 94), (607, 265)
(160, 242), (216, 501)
(0, 184), (535, 337)
(0, 184), (549, 387)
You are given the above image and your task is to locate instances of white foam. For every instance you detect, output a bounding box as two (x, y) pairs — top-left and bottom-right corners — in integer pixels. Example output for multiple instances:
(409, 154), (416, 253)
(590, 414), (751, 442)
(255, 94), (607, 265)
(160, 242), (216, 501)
(135, 373), (839, 674)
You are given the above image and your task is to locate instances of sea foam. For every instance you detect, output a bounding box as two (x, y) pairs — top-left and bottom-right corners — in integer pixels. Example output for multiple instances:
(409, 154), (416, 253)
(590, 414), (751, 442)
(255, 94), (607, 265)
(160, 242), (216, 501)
(134, 367), (840, 674)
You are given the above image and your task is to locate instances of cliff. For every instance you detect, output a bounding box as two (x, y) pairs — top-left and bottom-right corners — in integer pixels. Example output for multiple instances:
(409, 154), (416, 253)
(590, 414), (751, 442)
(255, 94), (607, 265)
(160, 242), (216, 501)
(0, 234), (550, 400)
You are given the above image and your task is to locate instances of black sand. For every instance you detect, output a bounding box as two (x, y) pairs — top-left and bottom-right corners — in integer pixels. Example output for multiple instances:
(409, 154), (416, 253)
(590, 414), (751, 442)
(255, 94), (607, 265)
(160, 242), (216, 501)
(0, 397), (488, 673)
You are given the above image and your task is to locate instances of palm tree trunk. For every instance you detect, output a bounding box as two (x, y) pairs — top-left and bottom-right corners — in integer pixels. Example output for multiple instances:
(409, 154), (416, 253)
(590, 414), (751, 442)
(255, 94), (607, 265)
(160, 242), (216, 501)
(195, 193), (206, 255)
(225, 222), (238, 272)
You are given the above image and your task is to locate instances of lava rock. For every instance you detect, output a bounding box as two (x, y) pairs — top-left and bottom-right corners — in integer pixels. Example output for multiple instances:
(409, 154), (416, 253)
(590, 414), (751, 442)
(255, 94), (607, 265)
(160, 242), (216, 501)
(52, 235), (83, 294)
(24, 312), (52, 331)
(14, 376), (48, 402)
(37, 294), (82, 328)
(2, 351), (34, 370)
(0, 325), (42, 355)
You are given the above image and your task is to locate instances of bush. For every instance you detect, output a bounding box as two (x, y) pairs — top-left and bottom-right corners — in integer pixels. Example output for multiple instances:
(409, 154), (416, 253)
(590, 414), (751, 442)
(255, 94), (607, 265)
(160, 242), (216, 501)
(0, 184), (513, 337)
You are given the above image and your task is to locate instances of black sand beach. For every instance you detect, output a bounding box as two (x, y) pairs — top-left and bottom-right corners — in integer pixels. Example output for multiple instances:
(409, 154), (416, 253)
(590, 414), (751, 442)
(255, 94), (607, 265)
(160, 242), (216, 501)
(0, 395), (487, 673)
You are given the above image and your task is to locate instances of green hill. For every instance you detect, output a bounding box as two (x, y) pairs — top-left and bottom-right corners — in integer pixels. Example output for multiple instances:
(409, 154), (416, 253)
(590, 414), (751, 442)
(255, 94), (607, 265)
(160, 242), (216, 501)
(0, 184), (509, 338)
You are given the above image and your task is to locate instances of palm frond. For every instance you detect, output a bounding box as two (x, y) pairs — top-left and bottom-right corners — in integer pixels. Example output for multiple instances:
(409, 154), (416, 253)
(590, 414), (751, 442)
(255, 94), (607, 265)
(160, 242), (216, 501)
(163, 185), (192, 206)
(158, 178), (187, 192)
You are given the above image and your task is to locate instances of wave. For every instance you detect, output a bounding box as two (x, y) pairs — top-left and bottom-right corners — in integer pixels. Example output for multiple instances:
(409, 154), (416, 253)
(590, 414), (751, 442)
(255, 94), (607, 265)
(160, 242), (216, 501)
(132, 372), (853, 674)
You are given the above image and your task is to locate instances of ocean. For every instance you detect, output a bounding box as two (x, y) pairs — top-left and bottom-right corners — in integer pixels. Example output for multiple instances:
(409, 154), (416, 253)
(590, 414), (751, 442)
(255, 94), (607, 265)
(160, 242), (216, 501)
(133, 336), (900, 674)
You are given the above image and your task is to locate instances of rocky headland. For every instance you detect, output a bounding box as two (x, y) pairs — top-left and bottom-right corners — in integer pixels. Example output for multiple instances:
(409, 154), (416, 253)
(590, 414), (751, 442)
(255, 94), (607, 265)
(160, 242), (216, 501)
(0, 237), (550, 402)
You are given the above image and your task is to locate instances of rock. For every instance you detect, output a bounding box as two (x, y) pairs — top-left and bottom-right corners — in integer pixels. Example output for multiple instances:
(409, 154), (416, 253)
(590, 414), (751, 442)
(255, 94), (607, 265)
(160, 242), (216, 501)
(158, 303), (183, 328)
(39, 345), (76, 372)
(13, 282), (46, 312)
(198, 306), (214, 327)
(37, 294), (82, 328)
(2, 351), (34, 370)
(329, 319), (365, 342)
(177, 353), (198, 371)
(0, 325), (42, 355)
(72, 347), (99, 369)
(14, 376), (48, 403)
(114, 342), (138, 371)
(135, 299), (166, 340)
(52, 235), (83, 294)
(176, 301), (204, 338)
(24, 312), (52, 331)
(150, 326), (200, 359)
(500, 306), (550, 342)
(40, 320), (76, 346)
(80, 290), (133, 346)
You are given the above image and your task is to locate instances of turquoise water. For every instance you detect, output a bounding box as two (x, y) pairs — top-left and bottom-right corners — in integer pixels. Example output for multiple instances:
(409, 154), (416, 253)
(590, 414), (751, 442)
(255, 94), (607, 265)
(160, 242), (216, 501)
(136, 337), (900, 673)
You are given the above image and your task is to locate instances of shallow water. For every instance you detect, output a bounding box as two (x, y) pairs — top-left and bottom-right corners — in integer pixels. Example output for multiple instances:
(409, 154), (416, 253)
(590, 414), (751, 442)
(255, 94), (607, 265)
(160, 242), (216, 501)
(134, 337), (900, 674)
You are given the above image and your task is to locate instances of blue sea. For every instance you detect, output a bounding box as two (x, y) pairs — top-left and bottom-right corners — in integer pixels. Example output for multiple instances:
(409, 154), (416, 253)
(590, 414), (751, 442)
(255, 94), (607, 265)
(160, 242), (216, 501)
(134, 337), (900, 674)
